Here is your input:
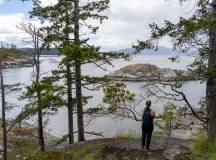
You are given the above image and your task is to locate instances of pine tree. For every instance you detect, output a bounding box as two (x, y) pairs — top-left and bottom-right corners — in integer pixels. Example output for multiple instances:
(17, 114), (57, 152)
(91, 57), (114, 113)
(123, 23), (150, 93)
(31, 0), (78, 143)
(17, 22), (45, 151)
(30, 0), (124, 142)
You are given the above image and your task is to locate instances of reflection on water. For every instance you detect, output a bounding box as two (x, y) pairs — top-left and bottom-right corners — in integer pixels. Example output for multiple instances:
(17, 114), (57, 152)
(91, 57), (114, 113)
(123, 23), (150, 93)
(1, 55), (206, 139)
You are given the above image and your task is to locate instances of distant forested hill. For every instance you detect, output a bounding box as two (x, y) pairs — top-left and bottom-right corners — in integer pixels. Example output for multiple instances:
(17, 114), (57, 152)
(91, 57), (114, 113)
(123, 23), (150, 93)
(20, 47), (196, 56)
(115, 47), (197, 56)
(21, 47), (175, 56)
(21, 48), (60, 55)
(0, 48), (30, 59)
(116, 47), (175, 55)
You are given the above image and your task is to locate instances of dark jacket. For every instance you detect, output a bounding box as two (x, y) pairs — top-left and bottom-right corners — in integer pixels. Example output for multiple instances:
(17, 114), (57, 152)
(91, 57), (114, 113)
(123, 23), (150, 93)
(142, 109), (154, 131)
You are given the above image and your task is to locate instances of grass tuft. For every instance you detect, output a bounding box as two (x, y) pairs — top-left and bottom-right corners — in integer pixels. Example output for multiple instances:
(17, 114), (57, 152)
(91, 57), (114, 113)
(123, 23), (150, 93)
(112, 131), (139, 140)
(192, 134), (216, 160)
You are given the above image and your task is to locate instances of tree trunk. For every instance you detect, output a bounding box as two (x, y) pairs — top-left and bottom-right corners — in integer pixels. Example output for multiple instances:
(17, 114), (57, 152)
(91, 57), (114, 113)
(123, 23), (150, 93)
(74, 0), (85, 141)
(66, 64), (74, 144)
(37, 109), (45, 151)
(207, 0), (216, 140)
(35, 38), (45, 151)
(65, 4), (74, 144)
(75, 62), (85, 141)
(1, 56), (7, 160)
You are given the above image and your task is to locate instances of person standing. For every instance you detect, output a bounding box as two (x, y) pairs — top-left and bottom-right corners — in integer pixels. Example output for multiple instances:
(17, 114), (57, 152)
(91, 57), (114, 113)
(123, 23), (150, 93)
(142, 100), (155, 151)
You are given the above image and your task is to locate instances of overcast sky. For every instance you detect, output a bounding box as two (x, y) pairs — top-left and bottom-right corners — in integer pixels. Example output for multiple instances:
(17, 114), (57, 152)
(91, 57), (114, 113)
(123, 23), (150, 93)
(0, 0), (196, 50)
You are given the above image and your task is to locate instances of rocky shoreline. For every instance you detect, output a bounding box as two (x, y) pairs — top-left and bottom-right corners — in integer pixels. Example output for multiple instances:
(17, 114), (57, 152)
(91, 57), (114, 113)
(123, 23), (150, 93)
(3, 58), (33, 69)
(105, 75), (199, 82)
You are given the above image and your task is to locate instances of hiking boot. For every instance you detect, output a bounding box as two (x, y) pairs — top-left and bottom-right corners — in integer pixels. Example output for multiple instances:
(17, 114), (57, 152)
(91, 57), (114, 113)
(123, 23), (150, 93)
(147, 151), (152, 155)
(146, 148), (153, 154)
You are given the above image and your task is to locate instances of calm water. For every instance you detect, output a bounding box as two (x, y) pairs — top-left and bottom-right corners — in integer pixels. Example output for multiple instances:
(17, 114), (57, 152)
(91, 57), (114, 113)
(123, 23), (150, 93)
(2, 55), (206, 139)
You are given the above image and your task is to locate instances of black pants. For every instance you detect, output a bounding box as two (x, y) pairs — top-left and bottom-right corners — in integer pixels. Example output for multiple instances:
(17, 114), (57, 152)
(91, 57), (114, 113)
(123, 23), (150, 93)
(142, 128), (153, 150)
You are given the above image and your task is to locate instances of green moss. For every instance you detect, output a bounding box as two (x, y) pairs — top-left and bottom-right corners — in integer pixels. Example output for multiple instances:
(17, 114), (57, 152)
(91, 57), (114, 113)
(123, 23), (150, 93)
(153, 131), (164, 136)
(67, 142), (105, 159)
(40, 152), (64, 160)
(106, 154), (118, 160)
(192, 134), (216, 160)
(68, 145), (93, 159)
(82, 151), (99, 160)
(113, 131), (139, 140)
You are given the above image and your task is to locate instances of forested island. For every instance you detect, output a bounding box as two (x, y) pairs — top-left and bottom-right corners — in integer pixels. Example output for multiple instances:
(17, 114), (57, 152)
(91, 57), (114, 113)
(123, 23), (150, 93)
(107, 64), (197, 81)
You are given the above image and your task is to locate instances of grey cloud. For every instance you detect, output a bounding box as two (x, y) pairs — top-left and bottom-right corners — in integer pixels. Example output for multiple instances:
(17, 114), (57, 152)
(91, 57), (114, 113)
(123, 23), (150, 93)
(89, 0), (196, 50)
(0, 0), (196, 49)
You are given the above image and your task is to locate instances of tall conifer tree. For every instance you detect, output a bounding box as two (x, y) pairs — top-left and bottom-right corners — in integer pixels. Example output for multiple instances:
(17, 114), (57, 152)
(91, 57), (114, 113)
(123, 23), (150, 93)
(31, 0), (113, 142)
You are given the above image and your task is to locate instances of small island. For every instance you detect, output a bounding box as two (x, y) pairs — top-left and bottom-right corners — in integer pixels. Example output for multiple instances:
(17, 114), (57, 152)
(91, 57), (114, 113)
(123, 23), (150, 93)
(106, 63), (197, 82)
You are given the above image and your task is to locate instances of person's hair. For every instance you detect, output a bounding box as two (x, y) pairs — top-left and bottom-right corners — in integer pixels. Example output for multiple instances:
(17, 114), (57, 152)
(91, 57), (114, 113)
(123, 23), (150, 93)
(144, 100), (152, 112)
(146, 100), (151, 107)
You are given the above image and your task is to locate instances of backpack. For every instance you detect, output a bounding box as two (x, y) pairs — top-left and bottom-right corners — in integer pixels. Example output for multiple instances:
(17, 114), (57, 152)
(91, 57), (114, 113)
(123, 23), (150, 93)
(142, 111), (150, 126)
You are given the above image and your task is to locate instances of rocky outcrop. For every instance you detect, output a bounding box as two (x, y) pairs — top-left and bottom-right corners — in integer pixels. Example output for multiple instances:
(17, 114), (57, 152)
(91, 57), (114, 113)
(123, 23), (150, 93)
(62, 137), (192, 160)
(3, 58), (33, 68)
(107, 64), (197, 81)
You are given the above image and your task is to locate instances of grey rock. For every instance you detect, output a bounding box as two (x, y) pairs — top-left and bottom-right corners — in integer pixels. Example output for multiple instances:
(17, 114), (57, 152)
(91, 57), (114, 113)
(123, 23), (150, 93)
(163, 148), (181, 160)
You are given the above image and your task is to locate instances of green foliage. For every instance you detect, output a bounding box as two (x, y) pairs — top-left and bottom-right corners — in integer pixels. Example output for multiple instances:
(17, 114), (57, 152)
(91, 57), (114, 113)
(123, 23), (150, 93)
(188, 47), (208, 79)
(31, 0), (127, 65)
(31, 0), (111, 60)
(18, 77), (64, 121)
(192, 134), (216, 160)
(103, 83), (136, 113)
(101, 82), (142, 121)
(155, 103), (178, 137)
